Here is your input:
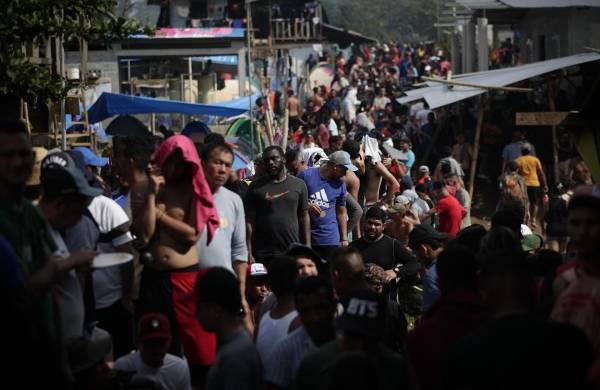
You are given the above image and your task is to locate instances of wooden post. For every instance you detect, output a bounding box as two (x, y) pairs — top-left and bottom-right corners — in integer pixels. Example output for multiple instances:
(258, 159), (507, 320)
(547, 78), (560, 184)
(468, 95), (486, 198)
(79, 37), (92, 150)
(23, 102), (31, 135)
(281, 61), (290, 150)
(264, 90), (275, 146)
(151, 113), (156, 135)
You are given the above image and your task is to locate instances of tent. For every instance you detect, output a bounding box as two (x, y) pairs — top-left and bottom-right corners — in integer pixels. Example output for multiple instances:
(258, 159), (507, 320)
(88, 92), (255, 123)
(226, 118), (266, 158)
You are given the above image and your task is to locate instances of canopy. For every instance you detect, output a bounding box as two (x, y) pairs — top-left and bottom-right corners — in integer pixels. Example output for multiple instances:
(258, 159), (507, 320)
(226, 118), (267, 158)
(88, 92), (254, 123)
(397, 53), (600, 109)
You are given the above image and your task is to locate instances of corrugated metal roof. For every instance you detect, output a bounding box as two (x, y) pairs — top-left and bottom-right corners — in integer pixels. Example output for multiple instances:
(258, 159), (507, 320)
(455, 0), (509, 9)
(501, 0), (600, 7)
(456, 0), (600, 8)
(396, 53), (600, 109)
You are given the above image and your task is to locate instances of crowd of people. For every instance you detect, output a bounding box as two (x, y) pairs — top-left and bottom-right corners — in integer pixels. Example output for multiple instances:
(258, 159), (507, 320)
(1, 41), (599, 390)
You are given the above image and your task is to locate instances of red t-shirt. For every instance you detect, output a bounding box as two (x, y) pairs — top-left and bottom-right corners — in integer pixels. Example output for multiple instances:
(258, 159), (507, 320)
(436, 195), (463, 237)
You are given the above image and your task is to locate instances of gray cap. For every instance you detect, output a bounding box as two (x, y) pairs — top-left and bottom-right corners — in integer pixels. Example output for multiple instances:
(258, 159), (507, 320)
(41, 152), (103, 198)
(328, 151), (358, 172)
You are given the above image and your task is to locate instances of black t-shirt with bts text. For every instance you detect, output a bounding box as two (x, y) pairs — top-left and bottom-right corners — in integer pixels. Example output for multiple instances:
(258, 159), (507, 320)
(245, 174), (309, 260)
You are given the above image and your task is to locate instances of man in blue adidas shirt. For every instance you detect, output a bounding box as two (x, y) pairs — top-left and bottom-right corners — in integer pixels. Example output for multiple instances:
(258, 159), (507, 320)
(298, 151), (356, 263)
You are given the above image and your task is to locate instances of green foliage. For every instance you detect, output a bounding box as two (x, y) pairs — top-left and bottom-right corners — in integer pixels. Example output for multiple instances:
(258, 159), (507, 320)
(322, 0), (440, 42)
(0, 0), (154, 103)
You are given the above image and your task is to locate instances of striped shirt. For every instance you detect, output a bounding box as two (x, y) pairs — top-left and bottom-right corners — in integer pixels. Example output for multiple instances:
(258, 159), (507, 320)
(264, 326), (315, 389)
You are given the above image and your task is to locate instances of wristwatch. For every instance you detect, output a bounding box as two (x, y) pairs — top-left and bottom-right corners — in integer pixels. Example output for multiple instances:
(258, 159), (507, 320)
(393, 265), (403, 276)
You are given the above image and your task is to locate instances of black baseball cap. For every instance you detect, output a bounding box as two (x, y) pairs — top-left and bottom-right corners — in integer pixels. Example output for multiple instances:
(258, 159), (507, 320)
(286, 243), (326, 265)
(40, 152), (102, 198)
(408, 224), (448, 248)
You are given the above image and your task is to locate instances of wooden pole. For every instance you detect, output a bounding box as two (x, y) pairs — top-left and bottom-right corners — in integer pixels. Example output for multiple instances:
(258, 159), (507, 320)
(23, 102), (31, 135)
(547, 78), (560, 184)
(421, 76), (533, 93)
(468, 95), (486, 198)
(264, 90), (275, 146)
(79, 37), (91, 150)
(151, 113), (156, 135)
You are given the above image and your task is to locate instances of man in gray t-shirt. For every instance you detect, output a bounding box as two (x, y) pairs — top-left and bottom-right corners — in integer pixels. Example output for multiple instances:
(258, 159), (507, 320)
(198, 142), (251, 327)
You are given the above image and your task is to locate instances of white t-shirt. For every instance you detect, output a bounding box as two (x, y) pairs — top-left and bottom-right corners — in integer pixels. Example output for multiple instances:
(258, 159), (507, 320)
(328, 118), (339, 136)
(49, 227), (85, 344)
(409, 102), (424, 118)
(65, 195), (133, 309)
(416, 108), (433, 128)
(373, 96), (391, 111)
(90, 196), (133, 309)
(411, 197), (432, 224)
(113, 351), (191, 390)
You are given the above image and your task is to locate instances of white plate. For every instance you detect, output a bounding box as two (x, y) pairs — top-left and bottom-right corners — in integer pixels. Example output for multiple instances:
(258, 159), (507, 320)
(92, 253), (134, 268)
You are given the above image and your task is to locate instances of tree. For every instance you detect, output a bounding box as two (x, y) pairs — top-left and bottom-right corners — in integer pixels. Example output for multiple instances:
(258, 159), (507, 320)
(322, 0), (439, 43)
(0, 0), (153, 104)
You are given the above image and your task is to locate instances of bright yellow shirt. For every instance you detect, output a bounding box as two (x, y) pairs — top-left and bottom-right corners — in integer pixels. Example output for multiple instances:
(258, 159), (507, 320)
(516, 155), (542, 187)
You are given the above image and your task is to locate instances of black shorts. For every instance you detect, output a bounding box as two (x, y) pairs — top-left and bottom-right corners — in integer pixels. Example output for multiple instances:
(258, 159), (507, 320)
(527, 186), (541, 203)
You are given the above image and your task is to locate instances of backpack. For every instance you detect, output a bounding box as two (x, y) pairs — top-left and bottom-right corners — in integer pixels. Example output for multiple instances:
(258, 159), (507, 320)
(501, 173), (525, 204)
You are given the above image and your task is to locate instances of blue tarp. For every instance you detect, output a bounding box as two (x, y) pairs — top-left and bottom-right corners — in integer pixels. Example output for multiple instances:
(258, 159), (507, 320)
(211, 94), (260, 111)
(88, 92), (253, 123)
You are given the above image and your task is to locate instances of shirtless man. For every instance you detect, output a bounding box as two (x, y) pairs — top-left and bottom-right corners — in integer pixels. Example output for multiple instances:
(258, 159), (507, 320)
(342, 140), (367, 239)
(364, 156), (401, 207)
(136, 135), (220, 387)
(386, 203), (418, 247)
(287, 90), (302, 132)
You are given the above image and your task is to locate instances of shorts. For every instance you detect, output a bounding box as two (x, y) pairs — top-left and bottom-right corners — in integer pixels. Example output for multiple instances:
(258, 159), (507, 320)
(137, 265), (216, 366)
(526, 186), (541, 203)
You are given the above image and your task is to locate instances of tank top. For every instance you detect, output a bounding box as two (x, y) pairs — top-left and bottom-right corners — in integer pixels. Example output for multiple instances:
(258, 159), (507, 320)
(256, 309), (298, 361)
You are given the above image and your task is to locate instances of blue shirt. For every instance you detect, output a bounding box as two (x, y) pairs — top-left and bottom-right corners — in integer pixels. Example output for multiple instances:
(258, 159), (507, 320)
(422, 262), (439, 314)
(404, 150), (415, 170)
(298, 167), (347, 246)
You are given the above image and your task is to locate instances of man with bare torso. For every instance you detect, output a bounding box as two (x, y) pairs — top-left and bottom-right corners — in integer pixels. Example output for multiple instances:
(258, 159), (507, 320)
(364, 157), (400, 207)
(287, 90), (302, 132)
(136, 135), (220, 387)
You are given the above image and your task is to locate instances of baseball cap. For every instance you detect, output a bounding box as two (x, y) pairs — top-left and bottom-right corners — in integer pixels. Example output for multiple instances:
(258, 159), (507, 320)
(195, 267), (243, 315)
(394, 195), (410, 206)
(40, 152), (103, 198)
(69, 327), (112, 373)
(387, 202), (406, 215)
(248, 263), (268, 277)
(419, 165), (430, 174)
(286, 243), (326, 265)
(408, 224), (448, 248)
(329, 151), (358, 172)
(339, 289), (384, 339)
(521, 143), (532, 152)
(521, 234), (543, 252)
(138, 313), (171, 342)
(26, 147), (48, 186)
(74, 146), (109, 167)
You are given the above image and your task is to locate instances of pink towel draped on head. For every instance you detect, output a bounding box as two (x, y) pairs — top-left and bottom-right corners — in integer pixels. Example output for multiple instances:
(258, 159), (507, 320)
(153, 135), (219, 243)
(318, 124), (330, 150)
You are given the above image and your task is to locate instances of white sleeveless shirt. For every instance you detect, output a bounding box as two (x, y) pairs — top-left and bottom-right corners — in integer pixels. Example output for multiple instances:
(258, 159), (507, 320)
(256, 309), (298, 362)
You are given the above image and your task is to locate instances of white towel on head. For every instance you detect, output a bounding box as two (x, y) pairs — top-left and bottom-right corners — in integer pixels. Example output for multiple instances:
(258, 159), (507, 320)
(300, 147), (328, 167)
(362, 135), (382, 164)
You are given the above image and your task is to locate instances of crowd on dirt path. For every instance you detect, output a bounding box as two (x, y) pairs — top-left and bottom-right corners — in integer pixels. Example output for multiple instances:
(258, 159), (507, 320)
(0, 40), (599, 390)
